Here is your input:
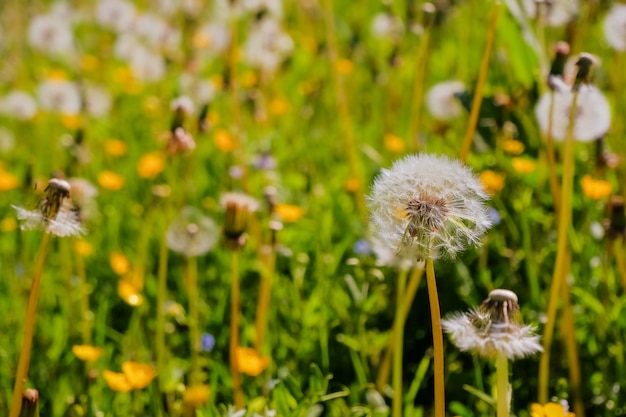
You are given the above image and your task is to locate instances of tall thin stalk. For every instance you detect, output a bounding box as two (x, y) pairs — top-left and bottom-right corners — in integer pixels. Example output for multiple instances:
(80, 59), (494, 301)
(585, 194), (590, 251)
(496, 352), (509, 417)
(459, 1), (501, 163)
(538, 87), (580, 404)
(426, 258), (445, 417)
(229, 251), (244, 409)
(9, 232), (52, 417)
(187, 257), (202, 386)
(391, 267), (408, 417)
(254, 245), (276, 352)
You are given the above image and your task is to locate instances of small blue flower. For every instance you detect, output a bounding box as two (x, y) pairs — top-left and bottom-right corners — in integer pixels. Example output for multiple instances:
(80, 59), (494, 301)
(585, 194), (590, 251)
(353, 239), (372, 255)
(487, 208), (501, 226)
(201, 333), (215, 352)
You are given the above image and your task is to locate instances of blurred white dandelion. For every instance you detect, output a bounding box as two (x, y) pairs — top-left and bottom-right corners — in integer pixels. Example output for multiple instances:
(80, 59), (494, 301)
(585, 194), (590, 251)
(604, 4), (626, 51)
(426, 81), (465, 121)
(167, 207), (219, 257)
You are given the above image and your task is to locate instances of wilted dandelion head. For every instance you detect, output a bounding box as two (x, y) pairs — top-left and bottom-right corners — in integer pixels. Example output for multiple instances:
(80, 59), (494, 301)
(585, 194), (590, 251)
(221, 192), (259, 249)
(167, 206), (219, 257)
(443, 289), (542, 359)
(13, 178), (85, 237)
(367, 153), (491, 262)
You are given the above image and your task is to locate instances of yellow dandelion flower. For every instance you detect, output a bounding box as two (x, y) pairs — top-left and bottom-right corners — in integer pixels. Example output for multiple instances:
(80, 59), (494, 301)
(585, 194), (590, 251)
(336, 58), (354, 75)
(137, 152), (165, 179)
(206, 110), (219, 126)
(0, 170), (19, 191)
(512, 157), (536, 174)
(502, 139), (525, 155)
(118, 280), (143, 307)
(75, 240), (94, 257)
(384, 134), (405, 153)
(98, 171), (125, 190)
(142, 96), (161, 116)
(210, 75), (224, 91)
(184, 384), (211, 406)
(104, 139), (128, 157)
(274, 204), (305, 223)
(72, 345), (104, 362)
(122, 361), (157, 389)
(103, 370), (133, 392)
(47, 69), (67, 80)
(479, 170), (505, 194)
(192, 31), (212, 49)
(530, 402), (575, 417)
(110, 251), (130, 275)
(581, 175), (612, 200)
(61, 114), (82, 129)
(235, 347), (270, 376)
(214, 129), (236, 152)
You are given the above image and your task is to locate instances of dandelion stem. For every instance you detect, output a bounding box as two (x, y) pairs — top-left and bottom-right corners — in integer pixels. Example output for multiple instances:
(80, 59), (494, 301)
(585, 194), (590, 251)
(9, 232), (52, 417)
(229, 250), (244, 409)
(320, 0), (368, 224)
(496, 352), (509, 417)
(560, 263), (585, 417)
(187, 256), (202, 386)
(544, 93), (562, 214)
(426, 257), (445, 417)
(254, 245), (276, 352)
(377, 267), (423, 391)
(407, 26), (431, 152)
(75, 247), (91, 345)
(459, 0), (501, 163)
(538, 87), (580, 405)
(155, 202), (170, 393)
(392, 267), (408, 417)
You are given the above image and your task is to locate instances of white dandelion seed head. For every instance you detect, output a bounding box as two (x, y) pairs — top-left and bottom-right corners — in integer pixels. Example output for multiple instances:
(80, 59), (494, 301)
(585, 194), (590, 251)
(426, 80), (465, 121)
(442, 309), (543, 360)
(195, 22), (231, 56)
(37, 80), (82, 115)
(95, 0), (136, 33)
(244, 19), (293, 75)
(170, 96), (195, 116)
(535, 79), (611, 142)
(85, 84), (112, 118)
(371, 13), (404, 40)
(367, 153), (491, 262)
(129, 47), (166, 83)
(0, 91), (38, 120)
(166, 206), (219, 257)
(28, 13), (74, 56)
(522, 0), (578, 27)
(604, 5), (626, 51)
(179, 73), (217, 104)
(12, 201), (85, 238)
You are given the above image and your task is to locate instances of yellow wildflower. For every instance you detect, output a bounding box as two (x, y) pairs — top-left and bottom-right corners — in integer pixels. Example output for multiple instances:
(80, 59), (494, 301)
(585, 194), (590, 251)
(184, 384), (211, 406)
(214, 129), (236, 152)
(336, 59), (354, 75)
(269, 98), (290, 116)
(104, 139), (128, 157)
(0, 217), (17, 232)
(530, 402), (575, 417)
(581, 175), (612, 200)
(80, 55), (99, 72)
(98, 171), (125, 190)
(75, 240), (94, 257)
(479, 170), (505, 194)
(122, 361), (157, 389)
(502, 139), (525, 155)
(275, 204), (305, 222)
(110, 251), (130, 275)
(103, 370), (133, 392)
(137, 152), (165, 179)
(384, 133), (405, 153)
(512, 157), (536, 174)
(118, 280), (143, 307)
(241, 71), (258, 88)
(0, 170), (19, 191)
(235, 347), (270, 376)
(72, 345), (104, 362)
(345, 178), (360, 192)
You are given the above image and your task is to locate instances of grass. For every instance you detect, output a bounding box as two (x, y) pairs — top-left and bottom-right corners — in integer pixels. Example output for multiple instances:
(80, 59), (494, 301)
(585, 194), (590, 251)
(1, 0), (626, 416)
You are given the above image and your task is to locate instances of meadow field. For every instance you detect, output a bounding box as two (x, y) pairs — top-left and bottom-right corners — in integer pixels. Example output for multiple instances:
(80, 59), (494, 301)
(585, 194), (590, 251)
(1, 0), (625, 416)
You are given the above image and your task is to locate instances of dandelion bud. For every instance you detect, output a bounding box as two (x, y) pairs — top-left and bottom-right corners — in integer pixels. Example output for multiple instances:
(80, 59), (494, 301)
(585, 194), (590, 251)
(421, 3), (437, 27)
(221, 193), (259, 250)
(606, 196), (626, 240)
(19, 389), (39, 417)
(170, 96), (195, 131)
(549, 41), (570, 79)
(574, 52), (597, 87)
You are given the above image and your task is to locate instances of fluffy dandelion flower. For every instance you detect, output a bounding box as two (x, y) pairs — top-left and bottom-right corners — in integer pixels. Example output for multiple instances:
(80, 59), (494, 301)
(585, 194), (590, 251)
(368, 153), (491, 261)
(37, 80), (82, 115)
(426, 81), (465, 121)
(443, 289), (542, 359)
(244, 19), (293, 75)
(522, 0), (578, 27)
(95, 0), (136, 33)
(12, 178), (85, 237)
(535, 75), (611, 142)
(28, 13), (74, 55)
(0, 91), (38, 120)
(166, 206), (219, 257)
(604, 4), (626, 51)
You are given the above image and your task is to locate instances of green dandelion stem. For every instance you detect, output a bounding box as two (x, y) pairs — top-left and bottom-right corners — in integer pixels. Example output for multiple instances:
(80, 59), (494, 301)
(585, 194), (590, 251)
(496, 352), (509, 417)
(459, 0), (501, 163)
(187, 256), (202, 385)
(254, 245), (276, 352)
(407, 25), (432, 152)
(426, 258), (445, 417)
(538, 85), (580, 405)
(155, 210), (170, 391)
(377, 267), (423, 391)
(9, 232), (52, 417)
(230, 250), (244, 409)
(392, 267), (408, 417)
(75, 248), (91, 345)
